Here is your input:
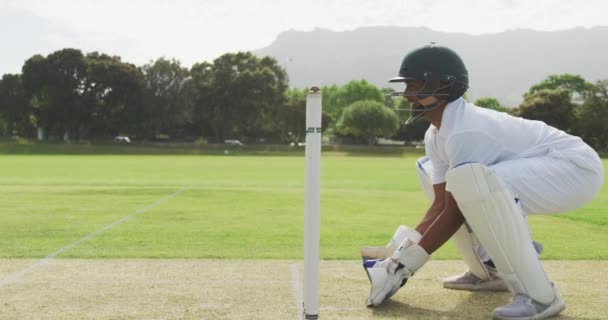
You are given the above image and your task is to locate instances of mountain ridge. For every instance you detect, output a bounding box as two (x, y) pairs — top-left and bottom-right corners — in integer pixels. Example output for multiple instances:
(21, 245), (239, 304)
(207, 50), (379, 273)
(254, 26), (608, 106)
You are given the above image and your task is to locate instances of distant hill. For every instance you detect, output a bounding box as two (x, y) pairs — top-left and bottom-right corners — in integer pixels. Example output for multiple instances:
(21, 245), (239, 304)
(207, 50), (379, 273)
(254, 26), (608, 107)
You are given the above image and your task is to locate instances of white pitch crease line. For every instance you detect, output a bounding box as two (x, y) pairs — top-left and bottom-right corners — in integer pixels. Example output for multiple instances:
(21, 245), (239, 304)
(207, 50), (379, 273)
(0, 187), (189, 288)
(290, 263), (304, 320)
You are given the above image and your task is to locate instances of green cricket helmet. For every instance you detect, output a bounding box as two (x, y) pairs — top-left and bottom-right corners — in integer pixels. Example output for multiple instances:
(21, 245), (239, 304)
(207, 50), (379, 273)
(386, 42), (469, 124)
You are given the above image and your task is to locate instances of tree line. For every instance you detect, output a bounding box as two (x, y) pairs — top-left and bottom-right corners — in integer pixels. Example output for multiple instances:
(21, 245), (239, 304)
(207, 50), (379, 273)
(0, 48), (607, 150)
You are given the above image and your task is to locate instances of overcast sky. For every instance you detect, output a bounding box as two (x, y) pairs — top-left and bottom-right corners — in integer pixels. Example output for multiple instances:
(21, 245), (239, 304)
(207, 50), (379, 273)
(1, 0), (607, 74)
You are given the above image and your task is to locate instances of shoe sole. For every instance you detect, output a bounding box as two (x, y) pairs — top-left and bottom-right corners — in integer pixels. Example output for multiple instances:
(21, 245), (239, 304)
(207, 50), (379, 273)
(444, 280), (509, 292)
(493, 299), (566, 320)
(536, 300), (566, 320)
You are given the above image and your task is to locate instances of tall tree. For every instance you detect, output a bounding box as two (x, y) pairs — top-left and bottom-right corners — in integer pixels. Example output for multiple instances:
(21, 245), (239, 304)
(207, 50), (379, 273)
(45, 48), (88, 139)
(320, 84), (340, 121)
(22, 54), (52, 138)
(140, 58), (191, 138)
(84, 52), (145, 138)
(323, 80), (384, 124)
(515, 89), (575, 132)
(575, 80), (608, 150)
(276, 87), (307, 143)
(0, 74), (31, 137)
(190, 52), (288, 141)
(21, 49), (88, 140)
(0, 114), (6, 136)
(187, 62), (215, 138)
(527, 74), (594, 103)
(337, 100), (400, 144)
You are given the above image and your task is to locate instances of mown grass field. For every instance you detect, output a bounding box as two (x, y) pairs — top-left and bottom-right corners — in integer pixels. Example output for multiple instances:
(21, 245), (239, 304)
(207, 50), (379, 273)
(0, 149), (606, 260)
(0, 146), (607, 319)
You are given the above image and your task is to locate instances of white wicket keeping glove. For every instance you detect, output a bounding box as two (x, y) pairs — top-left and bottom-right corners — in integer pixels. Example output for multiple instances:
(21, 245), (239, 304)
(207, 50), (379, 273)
(363, 238), (430, 307)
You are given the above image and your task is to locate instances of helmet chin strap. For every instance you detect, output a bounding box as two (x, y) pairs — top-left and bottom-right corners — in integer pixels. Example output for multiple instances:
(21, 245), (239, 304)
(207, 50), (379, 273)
(405, 109), (426, 125)
(405, 95), (446, 126)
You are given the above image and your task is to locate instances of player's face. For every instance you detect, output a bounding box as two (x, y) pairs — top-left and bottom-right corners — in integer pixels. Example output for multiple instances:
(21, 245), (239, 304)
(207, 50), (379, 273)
(404, 80), (425, 107)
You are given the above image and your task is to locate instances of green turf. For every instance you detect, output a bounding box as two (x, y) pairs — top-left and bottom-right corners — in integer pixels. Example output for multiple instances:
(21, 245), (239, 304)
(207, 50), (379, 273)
(0, 153), (606, 260)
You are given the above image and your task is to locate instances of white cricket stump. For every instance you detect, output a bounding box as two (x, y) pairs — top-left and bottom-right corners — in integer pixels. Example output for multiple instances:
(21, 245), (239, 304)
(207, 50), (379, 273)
(303, 85), (322, 320)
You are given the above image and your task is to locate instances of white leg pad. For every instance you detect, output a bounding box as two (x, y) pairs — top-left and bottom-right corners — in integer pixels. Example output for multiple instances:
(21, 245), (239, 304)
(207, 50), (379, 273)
(416, 156), (490, 280)
(446, 163), (555, 304)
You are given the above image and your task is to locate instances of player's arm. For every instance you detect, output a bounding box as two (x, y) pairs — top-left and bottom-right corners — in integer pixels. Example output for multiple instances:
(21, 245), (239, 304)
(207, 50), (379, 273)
(363, 173), (460, 307)
(415, 182), (446, 235)
(417, 189), (465, 254)
(415, 132), (501, 254)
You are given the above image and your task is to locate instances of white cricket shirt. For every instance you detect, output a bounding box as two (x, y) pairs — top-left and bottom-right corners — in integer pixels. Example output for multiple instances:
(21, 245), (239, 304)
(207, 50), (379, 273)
(424, 98), (585, 184)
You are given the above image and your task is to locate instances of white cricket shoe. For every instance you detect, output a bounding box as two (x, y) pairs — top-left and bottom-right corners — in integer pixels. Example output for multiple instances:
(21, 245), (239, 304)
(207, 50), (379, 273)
(444, 241), (543, 292)
(493, 290), (566, 320)
(443, 269), (508, 291)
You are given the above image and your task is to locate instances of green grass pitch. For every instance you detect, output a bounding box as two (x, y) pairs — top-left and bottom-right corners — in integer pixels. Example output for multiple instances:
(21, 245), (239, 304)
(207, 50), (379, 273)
(0, 153), (606, 260)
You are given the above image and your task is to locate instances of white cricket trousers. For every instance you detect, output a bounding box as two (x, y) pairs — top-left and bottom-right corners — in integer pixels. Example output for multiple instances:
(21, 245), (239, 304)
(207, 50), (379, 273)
(490, 144), (604, 215)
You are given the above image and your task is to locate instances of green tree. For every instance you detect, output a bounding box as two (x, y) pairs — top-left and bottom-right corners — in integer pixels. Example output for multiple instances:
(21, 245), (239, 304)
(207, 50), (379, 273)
(22, 54), (53, 138)
(189, 52), (288, 141)
(23, 50), (146, 140)
(45, 48), (88, 140)
(337, 100), (400, 144)
(320, 84), (341, 122)
(527, 74), (594, 103)
(475, 97), (509, 113)
(140, 58), (191, 138)
(238, 55), (289, 140)
(0, 113), (6, 136)
(187, 62), (215, 138)
(323, 80), (383, 123)
(84, 52), (145, 138)
(0, 74), (31, 137)
(276, 88), (307, 143)
(575, 80), (608, 151)
(514, 89), (575, 132)
(340, 79), (384, 107)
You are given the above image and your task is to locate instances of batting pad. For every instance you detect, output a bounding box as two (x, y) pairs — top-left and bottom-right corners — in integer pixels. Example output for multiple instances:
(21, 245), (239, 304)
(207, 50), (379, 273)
(416, 157), (491, 280)
(446, 163), (555, 304)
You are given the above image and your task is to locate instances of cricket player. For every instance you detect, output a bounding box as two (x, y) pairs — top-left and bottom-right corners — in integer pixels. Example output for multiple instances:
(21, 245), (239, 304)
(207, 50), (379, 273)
(361, 43), (604, 319)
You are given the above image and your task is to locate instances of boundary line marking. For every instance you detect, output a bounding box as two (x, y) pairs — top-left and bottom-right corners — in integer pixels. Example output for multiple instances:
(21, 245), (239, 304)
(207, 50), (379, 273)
(0, 187), (189, 288)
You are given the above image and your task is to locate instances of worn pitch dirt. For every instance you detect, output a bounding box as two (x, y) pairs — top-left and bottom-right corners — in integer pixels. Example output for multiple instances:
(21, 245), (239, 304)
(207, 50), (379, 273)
(0, 260), (606, 319)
